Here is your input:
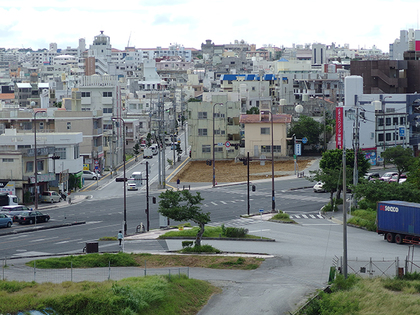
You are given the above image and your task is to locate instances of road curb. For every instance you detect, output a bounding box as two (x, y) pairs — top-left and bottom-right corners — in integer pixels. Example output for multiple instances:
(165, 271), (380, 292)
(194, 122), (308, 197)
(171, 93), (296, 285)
(0, 221), (86, 236)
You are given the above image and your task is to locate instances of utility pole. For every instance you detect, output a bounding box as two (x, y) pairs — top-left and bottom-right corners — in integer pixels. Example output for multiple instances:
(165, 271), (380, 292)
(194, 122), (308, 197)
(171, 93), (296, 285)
(247, 151), (250, 216)
(146, 161), (150, 231)
(343, 147), (348, 279)
(161, 92), (166, 189)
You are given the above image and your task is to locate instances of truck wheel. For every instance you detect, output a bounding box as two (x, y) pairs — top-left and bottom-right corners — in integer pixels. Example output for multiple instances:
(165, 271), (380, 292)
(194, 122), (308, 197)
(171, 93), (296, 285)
(386, 233), (395, 243)
(395, 234), (404, 244)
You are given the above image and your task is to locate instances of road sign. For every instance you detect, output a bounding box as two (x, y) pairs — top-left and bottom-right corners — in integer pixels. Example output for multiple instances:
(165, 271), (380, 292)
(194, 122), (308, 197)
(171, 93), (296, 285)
(217, 142), (223, 146)
(302, 137), (308, 144)
(259, 209), (264, 213)
(225, 141), (231, 148)
(295, 143), (302, 156)
(399, 126), (405, 137)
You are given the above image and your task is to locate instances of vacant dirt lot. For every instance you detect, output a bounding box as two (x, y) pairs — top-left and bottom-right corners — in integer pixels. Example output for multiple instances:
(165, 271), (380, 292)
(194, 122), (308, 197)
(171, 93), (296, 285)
(170, 158), (314, 183)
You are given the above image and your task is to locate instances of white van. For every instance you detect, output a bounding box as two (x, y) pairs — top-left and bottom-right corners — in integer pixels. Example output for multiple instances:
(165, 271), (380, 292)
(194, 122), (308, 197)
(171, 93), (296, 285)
(150, 144), (158, 155)
(131, 172), (142, 184)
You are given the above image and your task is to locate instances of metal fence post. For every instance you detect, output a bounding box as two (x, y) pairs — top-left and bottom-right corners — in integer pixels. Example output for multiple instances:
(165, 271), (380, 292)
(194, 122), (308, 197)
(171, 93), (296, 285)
(187, 267), (189, 279)
(2, 258), (5, 281)
(108, 261), (111, 281)
(144, 260), (147, 277)
(396, 257), (399, 278)
(369, 257), (373, 278)
(34, 261), (36, 283)
(71, 261), (73, 282)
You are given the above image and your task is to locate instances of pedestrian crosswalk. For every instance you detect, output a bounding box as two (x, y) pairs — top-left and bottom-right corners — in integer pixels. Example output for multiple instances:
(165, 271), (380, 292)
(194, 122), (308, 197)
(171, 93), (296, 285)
(289, 213), (324, 219)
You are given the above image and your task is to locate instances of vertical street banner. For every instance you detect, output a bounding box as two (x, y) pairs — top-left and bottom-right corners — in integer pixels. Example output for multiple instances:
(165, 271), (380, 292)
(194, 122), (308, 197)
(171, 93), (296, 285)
(336, 106), (344, 149)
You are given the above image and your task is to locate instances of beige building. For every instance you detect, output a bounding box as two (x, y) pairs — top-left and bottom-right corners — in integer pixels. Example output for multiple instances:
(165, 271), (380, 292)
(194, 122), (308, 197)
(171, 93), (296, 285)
(188, 93), (241, 160)
(239, 111), (292, 158)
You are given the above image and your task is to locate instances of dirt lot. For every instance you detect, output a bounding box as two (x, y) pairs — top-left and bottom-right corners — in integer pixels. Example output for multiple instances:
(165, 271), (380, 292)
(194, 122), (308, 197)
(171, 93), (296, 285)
(170, 158), (314, 183)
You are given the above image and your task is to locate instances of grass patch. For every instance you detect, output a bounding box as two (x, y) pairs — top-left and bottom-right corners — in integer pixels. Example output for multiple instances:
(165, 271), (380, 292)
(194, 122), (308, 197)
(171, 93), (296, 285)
(159, 225), (269, 240)
(0, 275), (220, 315)
(298, 274), (420, 315)
(270, 211), (295, 223)
(348, 209), (377, 231)
(25, 252), (264, 270)
(98, 236), (117, 241)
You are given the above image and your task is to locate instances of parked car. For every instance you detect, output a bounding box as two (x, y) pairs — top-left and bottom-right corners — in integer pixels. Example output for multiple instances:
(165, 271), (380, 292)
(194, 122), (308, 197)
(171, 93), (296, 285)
(389, 174), (407, 183)
(380, 172), (398, 182)
(0, 213), (12, 228)
(82, 170), (101, 180)
(14, 211), (50, 224)
(40, 191), (61, 203)
(1, 205), (31, 221)
(313, 182), (325, 193)
(364, 172), (380, 181)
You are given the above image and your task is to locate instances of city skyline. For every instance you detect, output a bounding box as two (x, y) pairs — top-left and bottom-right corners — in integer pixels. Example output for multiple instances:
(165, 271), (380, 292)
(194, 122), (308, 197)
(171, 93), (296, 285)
(0, 0), (420, 52)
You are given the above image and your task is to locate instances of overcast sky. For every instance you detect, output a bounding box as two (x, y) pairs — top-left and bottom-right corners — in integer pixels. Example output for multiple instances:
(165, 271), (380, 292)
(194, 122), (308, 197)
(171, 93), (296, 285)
(1, 0), (419, 53)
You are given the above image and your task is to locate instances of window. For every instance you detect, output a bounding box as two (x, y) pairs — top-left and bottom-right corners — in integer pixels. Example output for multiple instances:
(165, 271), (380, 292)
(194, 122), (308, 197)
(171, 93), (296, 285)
(26, 161), (34, 173)
(67, 122), (71, 130)
(18, 145), (31, 149)
(214, 113), (225, 118)
(202, 145), (211, 153)
(393, 117), (399, 125)
(400, 117), (406, 125)
(198, 129), (208, 136)
(81, 92), (90, 97)
(2, 158), (13, 162)
(261, 145), (271, 153)
(378, 134), (384, 142)
(74, 144), (80, 159)
(198, 112), (207, 119)
(214, 130), (225, 135)
(378, 118), (384, 127)
(37, 160), (44, 171)
(386, 117), (391, 126)
(215, 147), (223, 152)
(55, 147), (66, 160)
(386, 133), (391, 141)
(39, 122), (44, 130)
(103, 108), (113, 114)
(273, 145), (281, 153)
(261, 127), (270, 135)
(103, 92), (112, 97)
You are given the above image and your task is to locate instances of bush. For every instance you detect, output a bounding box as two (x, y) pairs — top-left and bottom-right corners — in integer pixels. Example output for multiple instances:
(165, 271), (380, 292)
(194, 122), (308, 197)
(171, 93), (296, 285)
(182, 241), (194, 248)
(272, 211), (290, 220)
(181, 245), (221, 253)
(322, 203), (338, 212)
(223, 227), (248, 238)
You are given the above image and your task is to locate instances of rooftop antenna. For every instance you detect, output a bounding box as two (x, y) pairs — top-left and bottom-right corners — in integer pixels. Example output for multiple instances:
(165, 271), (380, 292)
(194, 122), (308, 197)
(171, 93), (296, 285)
(127, 32), (132, 48)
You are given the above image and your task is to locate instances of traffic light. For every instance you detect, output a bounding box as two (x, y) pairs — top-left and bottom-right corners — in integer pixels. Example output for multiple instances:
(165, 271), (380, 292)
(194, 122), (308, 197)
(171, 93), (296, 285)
(51, 155), (60, 160)
(206, 160), (212, 166)
(115, 177), (127, 182)
(243, 158), (247, 166)
(152, 197), (156, 204)
(252, 185), (256, 192)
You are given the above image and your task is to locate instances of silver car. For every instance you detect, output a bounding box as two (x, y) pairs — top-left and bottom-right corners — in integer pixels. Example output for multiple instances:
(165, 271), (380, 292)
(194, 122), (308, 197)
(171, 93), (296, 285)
(40, 191), (61, 203)
(83, 170), (101, 180)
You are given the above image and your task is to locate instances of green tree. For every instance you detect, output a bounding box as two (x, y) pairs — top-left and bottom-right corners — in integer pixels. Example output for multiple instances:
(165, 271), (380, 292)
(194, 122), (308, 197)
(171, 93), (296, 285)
(133, 142), (140, 160)
(146, 133), (152, 147)
(408, 157), (420, 188)
(311, 149), (371, 201)
(382, 145), (414, 181)
(246, 107), (260, 114)
(158, 190), (209, 246)
(288, 115), (322, 146)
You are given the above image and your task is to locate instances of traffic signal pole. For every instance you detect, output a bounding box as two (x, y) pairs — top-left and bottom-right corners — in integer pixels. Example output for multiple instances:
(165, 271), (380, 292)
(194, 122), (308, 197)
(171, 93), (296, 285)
(146, 161), (150, 231)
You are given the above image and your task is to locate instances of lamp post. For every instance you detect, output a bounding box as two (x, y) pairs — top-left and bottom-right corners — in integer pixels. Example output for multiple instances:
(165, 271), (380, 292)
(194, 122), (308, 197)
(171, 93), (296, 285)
(263, 109), (276, 213)
(33, 109), (46, 210)
(212, 103), (223, 187)
(112, 116), (127, 235)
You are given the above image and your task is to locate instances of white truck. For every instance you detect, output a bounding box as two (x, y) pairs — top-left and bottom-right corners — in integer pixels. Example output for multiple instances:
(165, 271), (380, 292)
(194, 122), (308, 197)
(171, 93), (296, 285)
(144, 148), (153, 159)
(0, 193), (18, 209)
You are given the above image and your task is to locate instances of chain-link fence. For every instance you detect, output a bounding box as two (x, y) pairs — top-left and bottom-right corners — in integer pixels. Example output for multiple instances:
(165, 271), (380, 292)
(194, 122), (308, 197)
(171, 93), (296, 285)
(1, 258), (189, 283)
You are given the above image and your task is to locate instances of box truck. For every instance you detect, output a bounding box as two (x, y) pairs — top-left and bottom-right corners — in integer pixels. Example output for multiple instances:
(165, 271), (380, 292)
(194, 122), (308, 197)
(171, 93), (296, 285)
(144, 148), (153, 159)
(377, 200), (420, 244)
(0, 193), (18, 209)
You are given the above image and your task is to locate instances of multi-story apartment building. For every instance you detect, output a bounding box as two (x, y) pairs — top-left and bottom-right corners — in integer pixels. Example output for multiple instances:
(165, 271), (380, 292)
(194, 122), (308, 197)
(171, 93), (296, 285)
(0, 128), (83, 202)
(188, 93), (241, 160)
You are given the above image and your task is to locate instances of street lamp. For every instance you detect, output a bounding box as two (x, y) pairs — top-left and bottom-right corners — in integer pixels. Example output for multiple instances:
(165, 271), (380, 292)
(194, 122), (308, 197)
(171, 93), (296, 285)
(262, 109), (276, 213)
(112, 116), (127, 235)
(33, 109), (46, 210)
(212, 103), (223, 188)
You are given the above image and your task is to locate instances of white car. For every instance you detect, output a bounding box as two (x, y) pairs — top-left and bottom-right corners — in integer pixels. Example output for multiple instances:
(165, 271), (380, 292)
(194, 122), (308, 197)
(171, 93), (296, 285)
(127, 182), (138, 191)
(313, 182), (325, 193)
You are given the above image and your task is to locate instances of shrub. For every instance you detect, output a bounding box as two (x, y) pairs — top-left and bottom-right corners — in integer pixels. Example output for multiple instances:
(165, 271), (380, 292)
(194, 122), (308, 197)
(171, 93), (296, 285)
(182, 241), (194, 248)
(272, 211), (290, 220)
(181, 245), (221, 253)
(223, 227), (248, 238)
(322, 203), (338, 212)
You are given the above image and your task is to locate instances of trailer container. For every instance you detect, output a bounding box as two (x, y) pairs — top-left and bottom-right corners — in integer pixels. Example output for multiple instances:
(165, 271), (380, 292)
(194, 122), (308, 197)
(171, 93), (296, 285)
(377, 200), (420, 244)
